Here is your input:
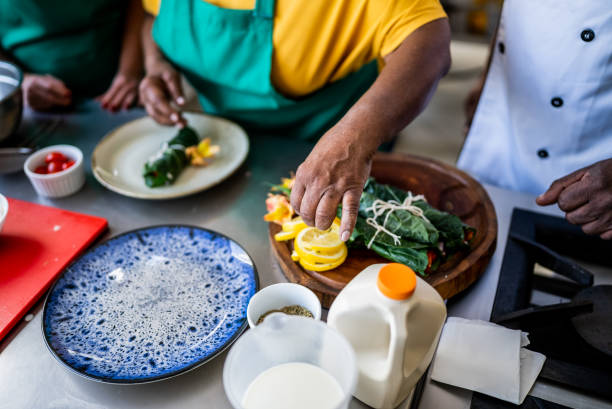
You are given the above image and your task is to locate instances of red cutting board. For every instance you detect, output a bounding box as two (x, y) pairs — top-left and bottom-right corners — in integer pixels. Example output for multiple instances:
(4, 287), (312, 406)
(0, 198), (107, 340)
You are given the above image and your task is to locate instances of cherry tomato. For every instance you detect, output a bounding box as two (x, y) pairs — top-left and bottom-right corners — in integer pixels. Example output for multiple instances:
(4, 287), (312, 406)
(45, 152), (67, 164)
(34, 165), (48, 174)
(47, 160), (64, 174)
(61, 160), (75, 170)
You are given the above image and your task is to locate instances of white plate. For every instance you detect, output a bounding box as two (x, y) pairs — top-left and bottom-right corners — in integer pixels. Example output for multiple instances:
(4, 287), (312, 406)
(92, 113), (249, 200)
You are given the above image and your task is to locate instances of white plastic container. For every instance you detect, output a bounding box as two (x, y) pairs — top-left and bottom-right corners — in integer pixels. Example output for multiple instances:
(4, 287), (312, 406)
(246, 282), (322, 328)
(328, 263), (447, 409)
(24, 145), (85, 198)
(223, 314), (357, 409)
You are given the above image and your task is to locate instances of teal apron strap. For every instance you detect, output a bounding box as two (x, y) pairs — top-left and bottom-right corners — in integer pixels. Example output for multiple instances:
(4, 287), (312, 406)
(253, 0), (275, 19)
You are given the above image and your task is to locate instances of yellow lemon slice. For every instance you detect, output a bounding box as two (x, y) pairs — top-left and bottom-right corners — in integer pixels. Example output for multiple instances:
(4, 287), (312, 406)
(296, 225), (343, 254)
(291, 250), (300, 261)
(274, 230), (298, 242)
(298, 250), (347, 272)
(295, 242), (347, 264)
(282, 217), (308, 233)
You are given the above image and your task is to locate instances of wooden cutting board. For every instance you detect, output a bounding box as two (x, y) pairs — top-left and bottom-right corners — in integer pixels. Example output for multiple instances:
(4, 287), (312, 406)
(269, 152), (497, 308)
(0, 198), (107, 340)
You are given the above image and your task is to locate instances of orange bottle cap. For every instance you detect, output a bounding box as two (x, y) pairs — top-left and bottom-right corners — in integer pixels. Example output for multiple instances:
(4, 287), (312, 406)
(377, 263), (416, 300)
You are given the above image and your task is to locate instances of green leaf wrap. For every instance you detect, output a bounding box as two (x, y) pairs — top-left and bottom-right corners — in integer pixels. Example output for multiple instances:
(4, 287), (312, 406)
(143, 127), (199, 188)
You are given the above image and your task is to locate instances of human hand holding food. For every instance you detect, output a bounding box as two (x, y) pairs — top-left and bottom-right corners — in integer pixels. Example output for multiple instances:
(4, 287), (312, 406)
(290, 123), (376, 242)
(22, 73), (72, 111)
(99, 71), (141, 112)
(537, 158), (612, 239)
(139, 56), (186, 127)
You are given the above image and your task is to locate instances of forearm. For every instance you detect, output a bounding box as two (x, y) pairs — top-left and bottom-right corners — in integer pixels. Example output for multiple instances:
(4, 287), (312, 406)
(117, 0), (145, 76)
(142, 14), (166, 72)
(334, 18), (451, 150)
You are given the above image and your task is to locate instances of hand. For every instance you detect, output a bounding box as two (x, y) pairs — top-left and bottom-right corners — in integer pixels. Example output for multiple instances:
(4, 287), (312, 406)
(139, 58), (186, 127)
(290, 124), (376, 241)
(536, 158), (612, 239)
(98, 71), (141, 112)
(22, 74), (72, 111)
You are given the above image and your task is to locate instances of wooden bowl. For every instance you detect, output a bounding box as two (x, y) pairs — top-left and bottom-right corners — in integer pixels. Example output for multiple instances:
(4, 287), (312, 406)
(269, 152), (497, 308)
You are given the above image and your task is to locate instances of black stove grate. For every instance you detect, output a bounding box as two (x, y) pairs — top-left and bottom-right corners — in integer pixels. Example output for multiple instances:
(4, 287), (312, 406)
(490, 208), (612, 401)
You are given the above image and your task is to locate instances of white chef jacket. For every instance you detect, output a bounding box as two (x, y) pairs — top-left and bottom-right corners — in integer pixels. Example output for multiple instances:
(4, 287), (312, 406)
(457, 0), (612, 195)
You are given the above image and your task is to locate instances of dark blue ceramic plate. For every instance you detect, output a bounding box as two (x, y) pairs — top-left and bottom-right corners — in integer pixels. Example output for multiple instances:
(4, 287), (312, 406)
(43, 225), (258, 384)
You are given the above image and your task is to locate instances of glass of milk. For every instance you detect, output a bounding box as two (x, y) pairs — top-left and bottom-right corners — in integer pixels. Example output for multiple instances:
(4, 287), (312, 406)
(223, 313), (357, 409)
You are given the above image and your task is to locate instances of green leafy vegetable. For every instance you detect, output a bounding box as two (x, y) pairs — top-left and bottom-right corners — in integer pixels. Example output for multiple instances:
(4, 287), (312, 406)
(344, 178), (475, 276)
(143, 126), (199, 188)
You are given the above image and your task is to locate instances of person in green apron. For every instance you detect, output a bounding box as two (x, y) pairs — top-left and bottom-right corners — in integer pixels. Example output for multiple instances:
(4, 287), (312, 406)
(0, 0), (144, 112)
(139, 0), (451, 239)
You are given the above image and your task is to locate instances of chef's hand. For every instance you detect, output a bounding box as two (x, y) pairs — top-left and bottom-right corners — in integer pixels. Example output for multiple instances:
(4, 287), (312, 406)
(139, 59), (186, 127)
(536, 158), (612, 239)
(98, 71), (141, 112)
(290, 124), (375, 242)
(22, 74), (72, 111)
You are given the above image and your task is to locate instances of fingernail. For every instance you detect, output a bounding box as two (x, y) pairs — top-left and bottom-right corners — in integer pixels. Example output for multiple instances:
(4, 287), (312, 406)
(176, 97), (185, 105)
(341, 231), (350, 242)
(170, 113), (179, 122)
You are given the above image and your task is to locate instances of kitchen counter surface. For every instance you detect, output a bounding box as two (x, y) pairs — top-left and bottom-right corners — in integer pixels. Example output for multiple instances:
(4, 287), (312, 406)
(0, 102), (574, 409)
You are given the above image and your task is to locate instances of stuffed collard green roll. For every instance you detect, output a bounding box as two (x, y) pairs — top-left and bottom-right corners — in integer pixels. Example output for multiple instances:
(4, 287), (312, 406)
(143, 127), (199, 187)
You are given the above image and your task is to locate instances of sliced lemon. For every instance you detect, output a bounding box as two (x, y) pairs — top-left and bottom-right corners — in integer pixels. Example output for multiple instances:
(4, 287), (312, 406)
(291, 250), (300, 261)
(295, 243), (347, 264)
(274, 230), (298, 242)
(298, 250), (347, 272)
(296, 225), (343, 254)
(282, 217), (307, 233)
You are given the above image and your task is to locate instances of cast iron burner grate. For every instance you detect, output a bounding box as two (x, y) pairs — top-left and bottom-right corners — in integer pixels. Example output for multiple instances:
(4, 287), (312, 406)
(480, 208), (612, 407)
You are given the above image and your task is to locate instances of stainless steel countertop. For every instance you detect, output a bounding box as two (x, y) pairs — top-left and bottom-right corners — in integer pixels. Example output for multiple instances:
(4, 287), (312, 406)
(0, 102), (578, 409)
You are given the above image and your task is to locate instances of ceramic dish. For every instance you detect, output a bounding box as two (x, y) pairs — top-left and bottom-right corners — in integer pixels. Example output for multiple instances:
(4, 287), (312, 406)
(92, 112), (249, 200)
(24, 145), (85, 198)
(42, 225), (258, 383)
(246, 283), (322, 329)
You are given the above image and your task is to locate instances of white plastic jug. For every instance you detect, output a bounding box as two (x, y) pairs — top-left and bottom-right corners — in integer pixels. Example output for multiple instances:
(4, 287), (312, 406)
(327, 263), (447, 409)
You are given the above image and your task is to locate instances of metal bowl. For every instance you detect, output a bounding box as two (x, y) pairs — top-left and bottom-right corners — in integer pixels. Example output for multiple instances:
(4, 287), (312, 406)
(0, 61), (23, 143)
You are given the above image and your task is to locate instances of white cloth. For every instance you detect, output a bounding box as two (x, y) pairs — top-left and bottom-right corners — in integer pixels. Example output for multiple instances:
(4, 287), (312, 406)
(430, 317), (546, 405)
(457, 0), (612, 195)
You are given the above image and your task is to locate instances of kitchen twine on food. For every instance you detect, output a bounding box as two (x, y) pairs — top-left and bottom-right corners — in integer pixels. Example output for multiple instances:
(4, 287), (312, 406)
(365, 193), (429, 248)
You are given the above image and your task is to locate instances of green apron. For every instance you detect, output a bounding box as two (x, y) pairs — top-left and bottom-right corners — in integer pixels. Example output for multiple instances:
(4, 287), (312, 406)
(152, 0), (378, 139)
(0, 0), (126, 97)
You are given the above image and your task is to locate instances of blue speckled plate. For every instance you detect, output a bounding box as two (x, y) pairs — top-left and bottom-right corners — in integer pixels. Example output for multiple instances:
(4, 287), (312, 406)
(42, 225), (258, 384)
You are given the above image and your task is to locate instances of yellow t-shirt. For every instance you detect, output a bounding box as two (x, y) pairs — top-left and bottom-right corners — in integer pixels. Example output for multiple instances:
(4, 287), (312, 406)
(143, 0), (447, 98)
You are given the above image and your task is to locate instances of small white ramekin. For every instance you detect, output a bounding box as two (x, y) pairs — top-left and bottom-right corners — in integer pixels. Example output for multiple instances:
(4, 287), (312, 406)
(246, 282), (322, 329)
(0, 193), (8, 232)
(24, 145), (85, 198)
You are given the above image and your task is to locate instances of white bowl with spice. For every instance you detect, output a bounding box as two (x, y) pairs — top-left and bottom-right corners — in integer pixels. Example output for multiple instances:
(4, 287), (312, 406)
(246, 283), (322, 328)
(24, 145), (85, 198)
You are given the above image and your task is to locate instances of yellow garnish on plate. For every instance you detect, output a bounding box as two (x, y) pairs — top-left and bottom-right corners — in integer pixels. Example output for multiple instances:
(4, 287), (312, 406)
(288, 219), (347, 272)
(282, 216), (307, 233)
(264, 194), (294, 225)
(274, 230), (298, 241)
(297, 252), (347, 272)
(185, 138), (220, 166)
(281, 175), (295, 190)
(295, 224), (344, 254)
